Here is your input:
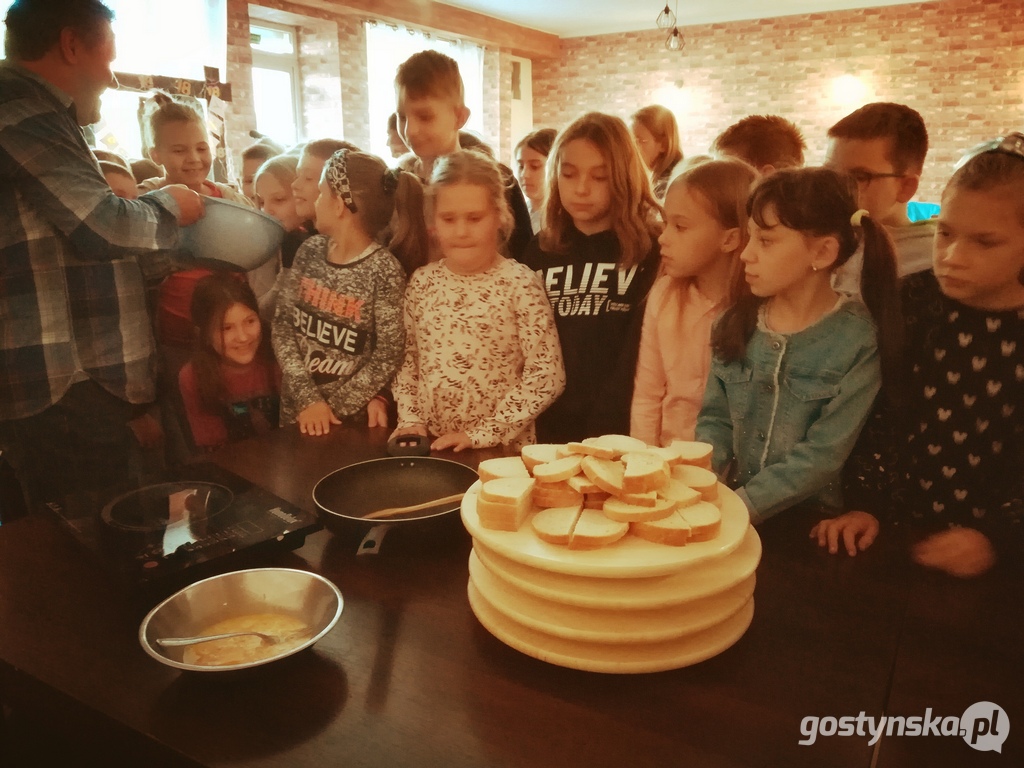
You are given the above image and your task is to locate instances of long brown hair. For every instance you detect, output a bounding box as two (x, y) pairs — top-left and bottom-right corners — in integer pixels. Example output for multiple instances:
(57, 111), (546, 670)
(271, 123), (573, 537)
(323, 150), (429, 275)
(631, 105), (684, 180)
(189, 274), (272, 410)
(541, 112), (662, 269)
(712, 167), (903, 392)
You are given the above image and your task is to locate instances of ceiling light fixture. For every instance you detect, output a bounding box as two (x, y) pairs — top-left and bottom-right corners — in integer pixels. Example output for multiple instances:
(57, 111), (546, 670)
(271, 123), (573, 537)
(655, 4), (676, 29)
(665, 26), (684, 51)
(659, 1), (684, 52)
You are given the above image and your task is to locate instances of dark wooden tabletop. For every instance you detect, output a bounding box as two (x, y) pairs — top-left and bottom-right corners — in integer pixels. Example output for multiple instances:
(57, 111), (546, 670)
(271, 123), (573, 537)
(0, 425), (1020, 767)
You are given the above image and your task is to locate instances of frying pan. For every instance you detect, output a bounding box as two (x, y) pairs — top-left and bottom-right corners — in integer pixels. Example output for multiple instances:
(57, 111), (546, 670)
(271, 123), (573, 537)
(312, 444), (479, 555)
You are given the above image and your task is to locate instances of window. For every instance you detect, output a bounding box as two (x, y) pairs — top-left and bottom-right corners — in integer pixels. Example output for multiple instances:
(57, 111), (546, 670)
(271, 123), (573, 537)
(1, 0), (227, 160)
(365, 21), (485, 163)
(250, 22), (302, 147)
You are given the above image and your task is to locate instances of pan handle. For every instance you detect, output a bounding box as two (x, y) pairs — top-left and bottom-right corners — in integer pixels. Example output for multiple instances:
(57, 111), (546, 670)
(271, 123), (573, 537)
(387, 433), (431, 457)
(357, 523), (392, 556)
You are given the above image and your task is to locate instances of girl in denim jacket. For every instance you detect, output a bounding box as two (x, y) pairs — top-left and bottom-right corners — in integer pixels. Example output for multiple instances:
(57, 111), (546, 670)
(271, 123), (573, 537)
(697, 168), (902, 523)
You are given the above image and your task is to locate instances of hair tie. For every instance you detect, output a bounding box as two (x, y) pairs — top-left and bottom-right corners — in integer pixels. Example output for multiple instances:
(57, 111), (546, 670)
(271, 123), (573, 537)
(324, 149), (358, 213)
(850, 209), (869, 227)
(382, 167), (399, 196)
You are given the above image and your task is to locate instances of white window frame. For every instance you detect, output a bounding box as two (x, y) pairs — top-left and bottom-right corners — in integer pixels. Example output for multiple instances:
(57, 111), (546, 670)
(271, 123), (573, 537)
(250, 20), (304, 146)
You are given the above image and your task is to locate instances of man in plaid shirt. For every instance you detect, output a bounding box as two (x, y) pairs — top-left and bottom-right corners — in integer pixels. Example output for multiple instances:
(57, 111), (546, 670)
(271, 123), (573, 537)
(0, 0), (204, 515)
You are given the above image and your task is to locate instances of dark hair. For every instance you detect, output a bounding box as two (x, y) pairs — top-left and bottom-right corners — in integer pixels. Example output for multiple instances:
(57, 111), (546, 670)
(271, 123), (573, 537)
(130, 157), (161, 184)
(241, 140), (282, 164)
(323, 150), (429, 276)
(395, 50), (464, 104)
(97, 160), (133, 183)
(189, 274), (272, 410)
(92, 148), (129, 170)
(458, 131), (494, 158)
(712, 115), (806, 170)
(515, 128), (557, 159)
(542, 112), (662, 269)
(4, 0), (113, 61)
(828, 102), (928, 176)
(712, 167), (903, 397)
(943, 148), (1024, 226)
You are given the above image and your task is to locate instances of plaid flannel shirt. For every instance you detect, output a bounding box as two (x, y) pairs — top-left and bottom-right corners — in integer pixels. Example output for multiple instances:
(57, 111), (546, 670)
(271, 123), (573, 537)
(0, 62), (183, 420)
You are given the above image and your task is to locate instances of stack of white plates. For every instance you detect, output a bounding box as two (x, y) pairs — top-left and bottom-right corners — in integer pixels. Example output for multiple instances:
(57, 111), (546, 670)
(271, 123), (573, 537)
(461, 483), (760, 673)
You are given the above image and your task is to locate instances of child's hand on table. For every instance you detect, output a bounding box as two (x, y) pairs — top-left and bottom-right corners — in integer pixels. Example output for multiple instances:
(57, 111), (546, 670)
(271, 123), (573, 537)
(431, 432), (472, 453)
(298, 401), (341, 435)
(367, 397), (389, 428)
(810, 510), (879, 556)
(913, 527), (996, 578)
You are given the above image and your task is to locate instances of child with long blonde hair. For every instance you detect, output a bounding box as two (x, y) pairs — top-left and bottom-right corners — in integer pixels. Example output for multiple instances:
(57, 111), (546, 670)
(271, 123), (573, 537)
(631, 158), (757, 445)
(522, 112), (661, 443)
(697, 167), (902, 524)
(252, 153), (304, 320)
(272, 149), (426, 435)
(392, 150), (565, 452)
(631, 105), (684, 201)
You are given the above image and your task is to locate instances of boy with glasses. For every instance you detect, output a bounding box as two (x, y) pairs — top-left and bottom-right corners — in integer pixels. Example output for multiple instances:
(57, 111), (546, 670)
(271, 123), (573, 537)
(826, 102), (935, 285)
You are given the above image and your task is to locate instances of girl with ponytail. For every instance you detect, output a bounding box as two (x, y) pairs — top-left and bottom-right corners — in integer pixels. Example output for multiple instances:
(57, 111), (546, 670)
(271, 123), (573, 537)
(697, 167), (901, 524)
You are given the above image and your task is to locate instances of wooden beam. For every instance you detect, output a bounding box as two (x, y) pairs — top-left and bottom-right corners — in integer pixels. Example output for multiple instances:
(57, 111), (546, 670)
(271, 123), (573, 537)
(281, 0), (561, 58)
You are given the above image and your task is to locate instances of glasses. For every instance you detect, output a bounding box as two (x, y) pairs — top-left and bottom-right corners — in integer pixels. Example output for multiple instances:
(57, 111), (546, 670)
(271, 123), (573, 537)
(954, 132), (1024, 171)
(845, 169), (905, 186)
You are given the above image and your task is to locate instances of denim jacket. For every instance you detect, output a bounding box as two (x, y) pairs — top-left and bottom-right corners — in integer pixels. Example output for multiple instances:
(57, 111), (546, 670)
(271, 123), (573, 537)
(696, 296), (881, 523)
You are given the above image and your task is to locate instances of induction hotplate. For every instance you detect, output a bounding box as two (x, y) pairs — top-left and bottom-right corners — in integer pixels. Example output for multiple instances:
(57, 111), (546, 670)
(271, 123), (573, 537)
(45, 463), (320, 591)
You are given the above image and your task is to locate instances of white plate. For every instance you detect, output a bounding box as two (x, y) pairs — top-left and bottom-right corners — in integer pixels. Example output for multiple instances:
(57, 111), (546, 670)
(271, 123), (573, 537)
(468, 581), (754, 674)
(469, 550), (756, 644)
(471, 527), (761, 610)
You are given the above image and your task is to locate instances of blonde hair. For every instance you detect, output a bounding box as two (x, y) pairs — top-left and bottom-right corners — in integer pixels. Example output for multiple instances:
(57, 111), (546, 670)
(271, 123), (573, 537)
(147, 91), (205, 148)
(395, 50), (465, 105)
(631, 105), (684, 180)
(323, 150), (429, 276)
(429, 150), (515, 247)
(665, 158), (757, 306)
(542, 112), (662, 269)
(253, 153), (297, 190)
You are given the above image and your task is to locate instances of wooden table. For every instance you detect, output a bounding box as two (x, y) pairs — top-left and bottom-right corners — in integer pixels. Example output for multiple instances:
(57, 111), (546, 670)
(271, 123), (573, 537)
(0, 426), (1020, 767)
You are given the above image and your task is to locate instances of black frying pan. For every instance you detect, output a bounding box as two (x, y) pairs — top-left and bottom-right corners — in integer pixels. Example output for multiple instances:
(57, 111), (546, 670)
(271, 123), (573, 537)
(312, 445), (479, 555)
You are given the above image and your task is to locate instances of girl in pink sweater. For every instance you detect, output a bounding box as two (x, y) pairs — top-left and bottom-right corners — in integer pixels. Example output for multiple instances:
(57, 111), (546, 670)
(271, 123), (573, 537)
(631, 158), (757, 445)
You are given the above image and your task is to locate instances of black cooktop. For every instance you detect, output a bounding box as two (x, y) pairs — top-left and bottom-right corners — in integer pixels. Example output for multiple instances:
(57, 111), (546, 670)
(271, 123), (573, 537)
(46, 463), (320, 590)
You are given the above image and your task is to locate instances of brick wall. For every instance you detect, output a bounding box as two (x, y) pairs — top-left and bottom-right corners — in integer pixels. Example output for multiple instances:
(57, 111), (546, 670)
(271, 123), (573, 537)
(532, 0), (1024, 202)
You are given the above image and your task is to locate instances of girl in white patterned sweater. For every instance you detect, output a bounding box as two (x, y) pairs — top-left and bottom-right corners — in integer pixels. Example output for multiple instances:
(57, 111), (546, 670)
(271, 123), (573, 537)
(392, 150), (566, 452)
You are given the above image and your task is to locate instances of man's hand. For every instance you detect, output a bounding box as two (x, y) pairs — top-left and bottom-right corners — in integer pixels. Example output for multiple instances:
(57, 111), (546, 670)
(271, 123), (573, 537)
(163, 184), (205, 226)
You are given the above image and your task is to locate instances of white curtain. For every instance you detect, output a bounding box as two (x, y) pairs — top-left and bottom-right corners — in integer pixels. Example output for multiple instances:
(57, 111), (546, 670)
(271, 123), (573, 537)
(365, 21), (485, 164)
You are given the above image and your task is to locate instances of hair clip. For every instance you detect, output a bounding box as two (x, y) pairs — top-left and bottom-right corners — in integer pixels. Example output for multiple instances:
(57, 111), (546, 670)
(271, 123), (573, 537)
(954, 132), (1024, 171)
(850, 209), (869, 227)
(324, 149), (358, 213)
(382, 168), (399, 196)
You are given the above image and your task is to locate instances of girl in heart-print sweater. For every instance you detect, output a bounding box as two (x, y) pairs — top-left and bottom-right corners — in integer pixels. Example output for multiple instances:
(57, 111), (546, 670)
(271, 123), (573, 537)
(814, 139), (1024, 577)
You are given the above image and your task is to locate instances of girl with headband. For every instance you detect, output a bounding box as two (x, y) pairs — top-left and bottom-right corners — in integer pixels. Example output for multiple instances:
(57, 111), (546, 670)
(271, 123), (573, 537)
(272, 149), (427, 435)
(697, 167), (902, 524)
